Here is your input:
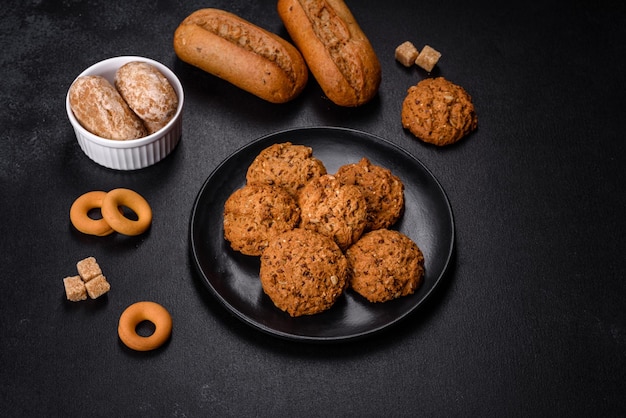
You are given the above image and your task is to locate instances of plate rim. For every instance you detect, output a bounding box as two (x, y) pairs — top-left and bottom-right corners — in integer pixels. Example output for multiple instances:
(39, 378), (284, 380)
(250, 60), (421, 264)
(189, 126), (455, 342)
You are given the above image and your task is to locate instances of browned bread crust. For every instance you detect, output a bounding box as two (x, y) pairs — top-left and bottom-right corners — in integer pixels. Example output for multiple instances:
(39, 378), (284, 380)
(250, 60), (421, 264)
(173, 8), (308, 104)
(277, 0), (381, 106)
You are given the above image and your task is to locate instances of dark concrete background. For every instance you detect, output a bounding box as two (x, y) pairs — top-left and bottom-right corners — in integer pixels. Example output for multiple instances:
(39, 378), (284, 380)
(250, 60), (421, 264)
(1, 0), (625, 416)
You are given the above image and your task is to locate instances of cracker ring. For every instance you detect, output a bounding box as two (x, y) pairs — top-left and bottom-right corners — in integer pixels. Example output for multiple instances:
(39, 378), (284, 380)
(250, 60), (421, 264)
(118, 301), (172, 351)
(101, 188), (152, 236)
(69, 191), (115, 236)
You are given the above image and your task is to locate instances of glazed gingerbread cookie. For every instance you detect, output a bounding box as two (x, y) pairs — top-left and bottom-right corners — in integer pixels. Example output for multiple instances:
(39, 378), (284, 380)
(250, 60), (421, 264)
(401, 77), (477, 146)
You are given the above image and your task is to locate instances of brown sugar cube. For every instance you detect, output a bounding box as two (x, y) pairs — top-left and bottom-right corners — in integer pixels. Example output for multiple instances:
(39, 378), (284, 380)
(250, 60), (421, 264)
(76, 256), (102, 282)
(415, 45), (442, 72)
(63, 275), (87, 302)
(395, 41), (419, 67)
(84, 274), (110, 299)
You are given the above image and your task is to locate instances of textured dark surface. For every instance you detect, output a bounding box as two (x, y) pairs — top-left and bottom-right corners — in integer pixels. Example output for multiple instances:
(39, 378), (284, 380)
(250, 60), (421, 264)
(1, 0), (625, 416)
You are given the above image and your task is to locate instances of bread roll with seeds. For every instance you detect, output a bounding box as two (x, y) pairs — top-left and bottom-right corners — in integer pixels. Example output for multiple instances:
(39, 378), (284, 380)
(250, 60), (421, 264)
(277, 0), (381, 106)
(173, 8), (308, 103)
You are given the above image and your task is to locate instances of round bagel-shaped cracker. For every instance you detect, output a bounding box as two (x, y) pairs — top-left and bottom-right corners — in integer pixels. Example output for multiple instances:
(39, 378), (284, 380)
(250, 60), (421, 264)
(101, 188), (152, 236)
(69, 191), (115, 236)
(118, 301), (172, 351)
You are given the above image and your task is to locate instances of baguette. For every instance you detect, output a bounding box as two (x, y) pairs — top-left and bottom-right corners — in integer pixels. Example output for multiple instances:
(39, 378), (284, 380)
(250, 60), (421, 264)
(173, 8), (308, 104)
(277, 0), (381, 107)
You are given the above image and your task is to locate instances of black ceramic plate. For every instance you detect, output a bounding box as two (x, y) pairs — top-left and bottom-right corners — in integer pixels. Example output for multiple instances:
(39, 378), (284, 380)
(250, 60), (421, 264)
(190, 127), (454, 342)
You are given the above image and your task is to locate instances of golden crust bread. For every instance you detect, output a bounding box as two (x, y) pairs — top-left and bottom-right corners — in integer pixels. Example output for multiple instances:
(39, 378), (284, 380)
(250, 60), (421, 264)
(68, 75), (147, 140)
(173, 8), (308, 103)
(277, 0), (381, 106)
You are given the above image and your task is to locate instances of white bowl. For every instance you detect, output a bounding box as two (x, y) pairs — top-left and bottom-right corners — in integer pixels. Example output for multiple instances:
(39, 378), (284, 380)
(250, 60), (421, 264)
(66, 56), (184, 170)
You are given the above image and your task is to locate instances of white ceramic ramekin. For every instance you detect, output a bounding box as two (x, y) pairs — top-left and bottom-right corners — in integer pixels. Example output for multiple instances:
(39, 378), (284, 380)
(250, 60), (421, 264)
(66, 56), (184, 170)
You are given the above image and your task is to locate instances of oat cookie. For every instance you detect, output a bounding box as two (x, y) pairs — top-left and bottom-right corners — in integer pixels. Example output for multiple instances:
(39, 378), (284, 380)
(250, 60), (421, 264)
(401, 77), (477, 146)
(246, 142), (327, 197)
(335, 158), (404, 231)
(297, 174), (368, 251)
(346, 229), (424, 303)
(224, 183), (300, 256)
(260, 229), (348, 317)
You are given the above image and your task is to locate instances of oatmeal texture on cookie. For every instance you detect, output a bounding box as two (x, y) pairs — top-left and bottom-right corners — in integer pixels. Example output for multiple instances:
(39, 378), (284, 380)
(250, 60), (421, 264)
(223, 183), (300, 256)
(335, 158), (404, 231)
(297, 174), (368, 251)
(246, 142), (327, 197)
(260, 228), (348, 317)
(346, 229), (424, 303)
(402, 77), (477, 146)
